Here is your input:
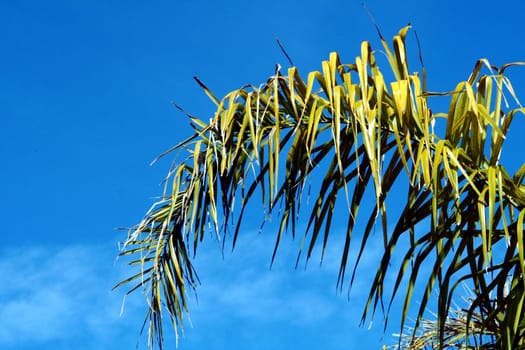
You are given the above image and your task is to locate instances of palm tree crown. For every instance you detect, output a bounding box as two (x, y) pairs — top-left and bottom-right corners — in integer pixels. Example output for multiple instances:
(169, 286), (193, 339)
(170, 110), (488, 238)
(115, 26), (525, 349)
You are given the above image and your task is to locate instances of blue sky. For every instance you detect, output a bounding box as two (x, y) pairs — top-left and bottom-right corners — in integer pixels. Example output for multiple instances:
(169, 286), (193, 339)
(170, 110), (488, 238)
(1, 1), (525, 349)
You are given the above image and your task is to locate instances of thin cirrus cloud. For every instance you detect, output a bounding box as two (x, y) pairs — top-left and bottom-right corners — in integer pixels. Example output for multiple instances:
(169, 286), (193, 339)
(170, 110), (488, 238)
(177, 231), (391, 348)
(0, 243), (142, 350)
(0, 232), (395, 350)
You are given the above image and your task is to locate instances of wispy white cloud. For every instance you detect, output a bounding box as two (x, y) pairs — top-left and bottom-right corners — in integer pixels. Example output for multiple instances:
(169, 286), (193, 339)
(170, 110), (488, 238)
(0, 231), (401, 350)
(177, 232), (391, 349)
(0, 243), (143, 350)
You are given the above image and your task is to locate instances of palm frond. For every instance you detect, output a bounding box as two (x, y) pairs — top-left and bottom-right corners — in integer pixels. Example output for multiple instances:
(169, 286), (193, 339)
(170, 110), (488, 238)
(115, 26), (525, 349)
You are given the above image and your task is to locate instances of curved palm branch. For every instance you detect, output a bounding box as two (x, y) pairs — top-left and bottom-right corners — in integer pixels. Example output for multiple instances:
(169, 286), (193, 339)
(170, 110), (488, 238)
(115, 26), (525, 349)
(391, 280), (524, 349)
